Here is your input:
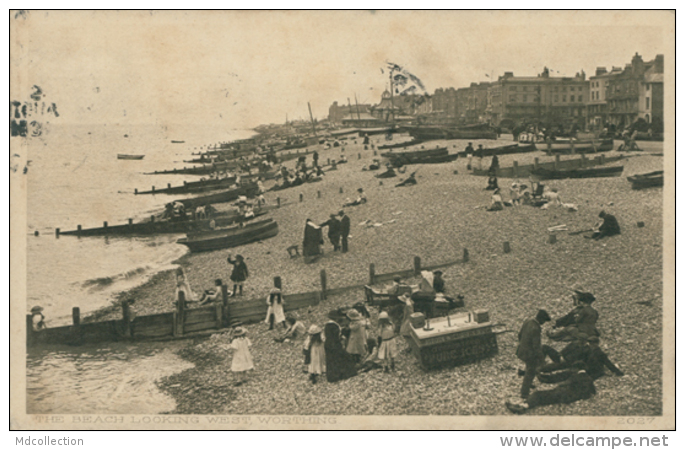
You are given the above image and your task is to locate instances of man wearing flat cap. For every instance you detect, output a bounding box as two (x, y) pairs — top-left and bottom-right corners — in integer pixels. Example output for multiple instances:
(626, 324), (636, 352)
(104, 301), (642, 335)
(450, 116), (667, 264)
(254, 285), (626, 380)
(516, 309), (552, 398)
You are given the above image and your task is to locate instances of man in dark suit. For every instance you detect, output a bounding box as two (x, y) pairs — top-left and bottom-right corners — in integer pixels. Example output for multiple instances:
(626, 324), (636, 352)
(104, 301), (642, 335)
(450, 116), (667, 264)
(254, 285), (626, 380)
(320, 214), (341, 251)
(516, 309), (551, 398)
(339, 210), (350, 253)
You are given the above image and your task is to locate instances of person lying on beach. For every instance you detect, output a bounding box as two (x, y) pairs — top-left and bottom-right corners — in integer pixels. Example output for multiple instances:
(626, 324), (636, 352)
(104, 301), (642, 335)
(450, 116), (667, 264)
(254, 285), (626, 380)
(198, 279), (226, 305)
(343, 188), (367, 207)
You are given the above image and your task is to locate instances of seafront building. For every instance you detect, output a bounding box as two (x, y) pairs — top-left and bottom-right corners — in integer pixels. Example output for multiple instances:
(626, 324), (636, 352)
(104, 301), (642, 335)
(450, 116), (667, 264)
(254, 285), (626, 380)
(325, 53), (664, 131)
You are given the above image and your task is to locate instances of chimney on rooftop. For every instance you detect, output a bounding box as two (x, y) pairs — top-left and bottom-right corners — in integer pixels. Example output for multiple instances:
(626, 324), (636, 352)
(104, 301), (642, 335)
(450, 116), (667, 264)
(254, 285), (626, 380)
(655, 54), (664, 73)
(595, 67), (607, 76)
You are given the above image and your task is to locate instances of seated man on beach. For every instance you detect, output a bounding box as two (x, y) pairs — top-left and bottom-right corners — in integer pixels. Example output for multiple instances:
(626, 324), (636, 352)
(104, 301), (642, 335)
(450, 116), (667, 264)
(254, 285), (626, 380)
(198, 279), (226, 305)
(590, 210), (621, 240)
(547, 290), (600, 341)
(486, 188), (504, 211)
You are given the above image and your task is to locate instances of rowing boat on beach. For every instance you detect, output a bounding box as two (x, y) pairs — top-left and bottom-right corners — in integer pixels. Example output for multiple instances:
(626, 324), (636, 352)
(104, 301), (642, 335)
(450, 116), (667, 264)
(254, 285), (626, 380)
(176, 183), (259, 209)
(177, 218), (279, 252)
(533, 139), (614, 154)
(530, 165), (624, 180)
(627, 170), (664, 189)
(117, 154), (145, 160)
(456, 143), (536, 158)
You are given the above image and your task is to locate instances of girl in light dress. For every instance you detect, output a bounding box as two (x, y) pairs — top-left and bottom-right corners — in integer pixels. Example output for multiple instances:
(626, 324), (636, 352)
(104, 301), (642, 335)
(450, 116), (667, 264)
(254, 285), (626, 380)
(377, 311), (398, 372)
(228, 327), (254, 386)
(305, 325), (326, 384)
(175, 268), (196, 305)
(265, 288), (287, 330)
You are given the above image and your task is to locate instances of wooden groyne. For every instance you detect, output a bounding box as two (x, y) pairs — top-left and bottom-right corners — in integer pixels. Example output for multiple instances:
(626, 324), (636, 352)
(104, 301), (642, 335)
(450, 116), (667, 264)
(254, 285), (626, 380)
(27, 252), (470, 348)
(472, 154), (626, 178)
(57, 202), (290, 237)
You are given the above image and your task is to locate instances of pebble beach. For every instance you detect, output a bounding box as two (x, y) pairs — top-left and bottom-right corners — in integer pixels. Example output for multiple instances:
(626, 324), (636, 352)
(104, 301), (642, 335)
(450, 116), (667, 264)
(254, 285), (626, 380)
(89, 136), (665, 416)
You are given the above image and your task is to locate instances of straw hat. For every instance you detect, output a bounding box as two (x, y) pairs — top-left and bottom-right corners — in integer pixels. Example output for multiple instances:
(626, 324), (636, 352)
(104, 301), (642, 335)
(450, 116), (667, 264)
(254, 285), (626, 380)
(346, 309), (362, 320)
(308, 325), (322, 335)
(30, 306), (44, 314)
(233, 327), (247, 337)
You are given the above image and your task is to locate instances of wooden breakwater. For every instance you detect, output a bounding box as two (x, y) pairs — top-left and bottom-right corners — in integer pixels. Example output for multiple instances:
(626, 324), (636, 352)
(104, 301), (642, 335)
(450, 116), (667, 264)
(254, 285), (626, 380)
(472, 154), (626, 178)
(57, 201), (290, 237)
(27, 252), (470, 348)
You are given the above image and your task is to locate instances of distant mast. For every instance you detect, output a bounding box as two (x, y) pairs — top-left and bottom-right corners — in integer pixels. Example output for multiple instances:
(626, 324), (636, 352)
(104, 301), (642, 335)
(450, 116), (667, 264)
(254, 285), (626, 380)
(354, 94), (362, 121)
(307, 102), (317, 138)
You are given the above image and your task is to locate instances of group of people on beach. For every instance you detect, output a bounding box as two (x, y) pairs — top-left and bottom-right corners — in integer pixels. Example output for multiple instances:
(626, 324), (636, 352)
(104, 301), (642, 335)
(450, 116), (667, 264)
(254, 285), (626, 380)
(303, 210), (351, 262)
(508, 289), (624, 414)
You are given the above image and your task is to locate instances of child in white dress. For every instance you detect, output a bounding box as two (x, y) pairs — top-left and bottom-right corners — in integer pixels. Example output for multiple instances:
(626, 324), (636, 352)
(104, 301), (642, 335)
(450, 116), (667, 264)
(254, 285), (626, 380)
(229, 327), (254, 386)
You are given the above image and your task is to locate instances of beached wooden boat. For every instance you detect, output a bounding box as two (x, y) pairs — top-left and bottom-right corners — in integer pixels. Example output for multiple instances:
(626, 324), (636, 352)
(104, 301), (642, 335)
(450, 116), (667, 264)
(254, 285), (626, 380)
(377, 138), (425, 150)
(530, 165), (624, 180)
(176, 184), (259, 209)
(117, 154), (145, 160)
(456, 143), (535, 158)
(171, 140), (185, 144)
(177, 219), (279, 252)
(534, 139), (614, 154)
(627, 170), (664, 189)
(383, 147), (457, 166)
(403, 126), (498, 141)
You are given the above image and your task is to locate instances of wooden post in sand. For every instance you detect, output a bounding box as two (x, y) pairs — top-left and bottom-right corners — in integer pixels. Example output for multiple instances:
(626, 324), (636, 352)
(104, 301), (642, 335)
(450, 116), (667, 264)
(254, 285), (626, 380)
(554, 155), (560, 171)
(369, 263), (376, 285)
(413, 256), (422, 276)
(534, 157), (539, 170)
(549, 233), (557, 244)
(121, 301), (132, 337)
(317, 190), (321, 198)
(339, 187), (343, 194)
(299, 193), (304, 202)
(55, 228), (60, 237)
(320, 270), (327, 300)
(276, 197), (281, 208)
(221, 284), (230, 327)
(513, 161), (519, 178)
(503, 241), (511, 253)
(174, 291), (185, 337)
(463, 248), (469, 263)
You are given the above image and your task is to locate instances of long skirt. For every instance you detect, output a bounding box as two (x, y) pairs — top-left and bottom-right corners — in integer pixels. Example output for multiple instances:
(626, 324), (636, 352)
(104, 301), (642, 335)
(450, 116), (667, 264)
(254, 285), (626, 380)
(378, 337), (398, 360)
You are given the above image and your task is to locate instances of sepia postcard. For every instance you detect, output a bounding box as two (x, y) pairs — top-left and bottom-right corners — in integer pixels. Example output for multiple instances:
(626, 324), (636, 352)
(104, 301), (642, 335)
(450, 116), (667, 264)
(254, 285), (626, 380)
(10, 10), (675, 430)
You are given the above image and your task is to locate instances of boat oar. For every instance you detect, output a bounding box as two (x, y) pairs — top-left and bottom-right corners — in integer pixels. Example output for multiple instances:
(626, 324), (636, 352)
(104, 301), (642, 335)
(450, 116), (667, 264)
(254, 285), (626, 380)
(568, 228), (594, 236)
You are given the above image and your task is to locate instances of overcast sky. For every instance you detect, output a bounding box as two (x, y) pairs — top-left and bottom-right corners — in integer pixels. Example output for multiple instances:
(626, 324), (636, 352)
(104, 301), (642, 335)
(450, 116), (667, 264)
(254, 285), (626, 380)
(10, 10), (671, 130)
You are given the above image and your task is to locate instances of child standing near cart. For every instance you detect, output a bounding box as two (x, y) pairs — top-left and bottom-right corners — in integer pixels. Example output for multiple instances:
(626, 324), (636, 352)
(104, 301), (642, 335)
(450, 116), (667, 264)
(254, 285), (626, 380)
(228, 327), (254, 386)
(377, 311), (398, 372)
(306, 325), (326, 384)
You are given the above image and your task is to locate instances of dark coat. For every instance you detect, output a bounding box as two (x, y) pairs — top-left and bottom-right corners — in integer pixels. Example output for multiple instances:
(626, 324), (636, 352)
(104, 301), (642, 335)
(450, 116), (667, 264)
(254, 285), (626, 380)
(303, 222), (323, 257)
(323, 321), (357, 382)
(228, 260), (248, 283)
(585, 345), (623, 379)
(320, 218), (341, 239)
(555, 304), (599, 336)
(340, 214), (350, 237)
(527, 370), (596, 408)
(517, 318), (544, 364)
(599, 214), (621, 236)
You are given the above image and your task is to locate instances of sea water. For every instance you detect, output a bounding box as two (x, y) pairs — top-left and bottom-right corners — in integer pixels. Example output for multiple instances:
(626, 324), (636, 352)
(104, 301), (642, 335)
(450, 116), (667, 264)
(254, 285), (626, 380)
(20, 122), (254, 414)
(24, 123), (255, 325)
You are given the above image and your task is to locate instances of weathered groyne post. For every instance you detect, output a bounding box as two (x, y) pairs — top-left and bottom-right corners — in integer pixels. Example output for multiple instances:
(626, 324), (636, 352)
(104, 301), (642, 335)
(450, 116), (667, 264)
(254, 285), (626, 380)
(369, 263), (376, 285)
(320, 269), (327, 300)
(413, 256), (422, 276)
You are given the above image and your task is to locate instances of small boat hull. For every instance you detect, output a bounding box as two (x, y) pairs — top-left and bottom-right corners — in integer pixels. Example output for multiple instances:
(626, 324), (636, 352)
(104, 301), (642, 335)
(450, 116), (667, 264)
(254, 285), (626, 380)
(177, 219), (279, 252)
(627, 171), (664, 189)
(534, 139), (614, 154)
(117, 154), (145, 160)
(530, 165), (624, 180)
